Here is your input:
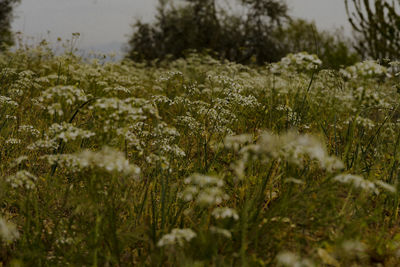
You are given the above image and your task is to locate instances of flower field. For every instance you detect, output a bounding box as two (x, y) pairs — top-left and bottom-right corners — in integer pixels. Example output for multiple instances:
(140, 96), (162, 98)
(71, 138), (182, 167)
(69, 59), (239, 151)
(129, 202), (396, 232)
(1, 45), (400, 266)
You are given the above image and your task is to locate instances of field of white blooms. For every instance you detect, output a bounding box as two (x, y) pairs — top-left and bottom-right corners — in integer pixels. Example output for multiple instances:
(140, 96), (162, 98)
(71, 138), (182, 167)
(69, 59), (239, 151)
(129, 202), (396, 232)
(1, 44), (400, 266)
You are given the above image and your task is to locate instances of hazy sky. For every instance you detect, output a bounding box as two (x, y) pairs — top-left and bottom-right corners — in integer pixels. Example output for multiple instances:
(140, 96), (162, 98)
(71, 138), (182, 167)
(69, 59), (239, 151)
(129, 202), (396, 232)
(11, 0), (350, 53)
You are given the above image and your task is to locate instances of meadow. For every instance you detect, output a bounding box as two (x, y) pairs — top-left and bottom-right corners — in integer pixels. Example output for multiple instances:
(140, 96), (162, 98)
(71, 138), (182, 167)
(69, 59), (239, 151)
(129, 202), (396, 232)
(1, 43), (400, 266)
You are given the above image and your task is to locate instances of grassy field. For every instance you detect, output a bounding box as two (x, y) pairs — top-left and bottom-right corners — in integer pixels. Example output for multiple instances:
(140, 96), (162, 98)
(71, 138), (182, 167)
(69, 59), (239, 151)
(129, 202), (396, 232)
(1, 44), (400, 266)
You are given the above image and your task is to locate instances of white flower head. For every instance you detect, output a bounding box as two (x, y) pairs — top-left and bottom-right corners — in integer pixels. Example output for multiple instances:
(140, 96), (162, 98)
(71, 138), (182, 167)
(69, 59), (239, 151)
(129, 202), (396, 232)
(375, 180), (396, 194)
(157, 228), (196, 247)
(48, 122), (95, 142)
(276, 251), (314, 267)
(212, 207), (239, 220)
(341, 240), (368, 259)
(0, 218), (19, 243)
(209, 226), (232, 238)
(6, 170), (37, 190)
(181, 174), (228, 206)
(334, 174), (378, 194)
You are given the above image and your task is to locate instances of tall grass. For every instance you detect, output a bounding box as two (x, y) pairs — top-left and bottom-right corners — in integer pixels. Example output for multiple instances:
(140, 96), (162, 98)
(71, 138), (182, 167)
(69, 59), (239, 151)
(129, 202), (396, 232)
(0, 43), (399, 266)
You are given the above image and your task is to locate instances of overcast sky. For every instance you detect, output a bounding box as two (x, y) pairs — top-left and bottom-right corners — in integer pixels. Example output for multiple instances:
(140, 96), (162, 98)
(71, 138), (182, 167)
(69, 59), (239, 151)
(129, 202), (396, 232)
(11, 0), (351, 53)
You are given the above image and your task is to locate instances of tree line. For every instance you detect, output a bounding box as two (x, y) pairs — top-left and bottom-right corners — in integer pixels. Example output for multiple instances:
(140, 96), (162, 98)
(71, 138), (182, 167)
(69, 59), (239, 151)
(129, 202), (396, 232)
(0, 0), (19, 50)
(127, 0), (359, 68)
(2, 0), (400, 67)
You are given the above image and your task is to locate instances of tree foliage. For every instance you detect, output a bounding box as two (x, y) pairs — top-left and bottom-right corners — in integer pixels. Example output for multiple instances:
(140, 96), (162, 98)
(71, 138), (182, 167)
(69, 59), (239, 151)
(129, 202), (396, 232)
(276, 19), (360, 69)
(345, 0), (400, 60)
(127, 0), (289, 64)
(127, 0), (359, 67)
(0, 0), (20, 49)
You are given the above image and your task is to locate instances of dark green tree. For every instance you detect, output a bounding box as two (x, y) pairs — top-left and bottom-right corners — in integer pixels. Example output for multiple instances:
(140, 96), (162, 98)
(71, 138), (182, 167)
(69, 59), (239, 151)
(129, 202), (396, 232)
(236, 0), (289, 64)
(276, 19), (360, 69)
(345, 0), (400, 60)
(0, 0), (20, 50)
(126, 0), (289, 64)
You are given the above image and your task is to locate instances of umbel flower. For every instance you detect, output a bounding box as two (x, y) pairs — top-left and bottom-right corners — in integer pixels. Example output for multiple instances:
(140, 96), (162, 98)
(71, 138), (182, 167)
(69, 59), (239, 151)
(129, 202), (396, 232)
(276, 251), (314, 267)
(28, 123), (95, 150)
(181, 174), (229, 206)
(333, 174), (396, 195)
(48, 122), (95, 142)
(212, 207), (239, 220)
(270, 52), (322, 74)
(340, 60), (388, 79)
(226, 131), (344, 179)
(34, 86), (89, 116)
(43, 146), (141, 179)
(157, 228), (196, 247)
(0, 218), (19, 243)
(6, 170), (37, 190)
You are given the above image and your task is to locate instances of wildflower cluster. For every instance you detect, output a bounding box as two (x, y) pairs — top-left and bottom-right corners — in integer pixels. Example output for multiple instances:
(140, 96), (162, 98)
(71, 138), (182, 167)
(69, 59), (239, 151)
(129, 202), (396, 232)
(181, 174), (228, 206)
(270, 52), (322, 74)
(34, 85), (89, 117)
(6, 170), (37, 190)
(0, 43), (399, 266)
(157, 228), (197, 247)
(227, 131), (344, 179)
(0, 218), (19, 243)
(43, 147), (140, 178)
(340, 60), (388, 79)
(333, 174), (396, 195)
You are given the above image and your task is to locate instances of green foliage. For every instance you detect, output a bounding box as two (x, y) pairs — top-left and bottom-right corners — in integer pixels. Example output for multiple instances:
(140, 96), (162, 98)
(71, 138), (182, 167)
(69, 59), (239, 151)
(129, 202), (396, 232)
(127, 1), (359, 68)
(0, 0), (20, 50)
(127, 0), (289, 64)
(276, 19), (360, 69)
(345, 0), (400, 60)
(1, 41), (400, 266)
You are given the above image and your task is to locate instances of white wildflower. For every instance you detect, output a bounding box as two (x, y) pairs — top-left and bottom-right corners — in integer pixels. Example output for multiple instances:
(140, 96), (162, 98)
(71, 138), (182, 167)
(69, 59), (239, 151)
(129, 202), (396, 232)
(0, 218), (19, 243)
(157, 71), (184, 83)
(157, 228), (196, 247)
(48, 122), (95, 142)
(36, 86), (88, 105)
(18, 125), (40, 137)
(232, 131), (344, 179)
(6, 170), (37, 190)
(5, 115), (16, 120)
(212, 207), (239, 220)
(28, 138), (58, 150)
(103, 86), (131, 94)
(5, 138), (21, 145)
(209, 226), (232, 238)
(341, 60), (387, 79)
(47, 103), (64, 116)
(276, 251), (314, 267)
(196, 187), (228, 206)
(175, 115), (202, 131)
(49, 147), (141, 178)
(184, 174), (224, 188)
(79, 147), (141, 176)
(181, 186), (198, 202)
(11, 156), (29, 167)
(224, 134), (253, 151)
(271, 52), (322, 74)
(56, 236), (75, 245)
(341, 240), (368, 259)
(41, 154), (82, 171)
(0, 96), (18, 107)
(181, 174), (228, 206)
(375, 180), (396, 194)
(333, 174), (378, 194)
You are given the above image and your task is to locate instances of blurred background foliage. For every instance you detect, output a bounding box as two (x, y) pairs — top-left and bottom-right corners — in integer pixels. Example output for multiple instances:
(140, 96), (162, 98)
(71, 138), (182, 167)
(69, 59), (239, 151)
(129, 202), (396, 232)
(2, 1), (400, 68)
(0, 0), (20, 49)
(345, 0), (400, 61)
(126, 0), (360, 68)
